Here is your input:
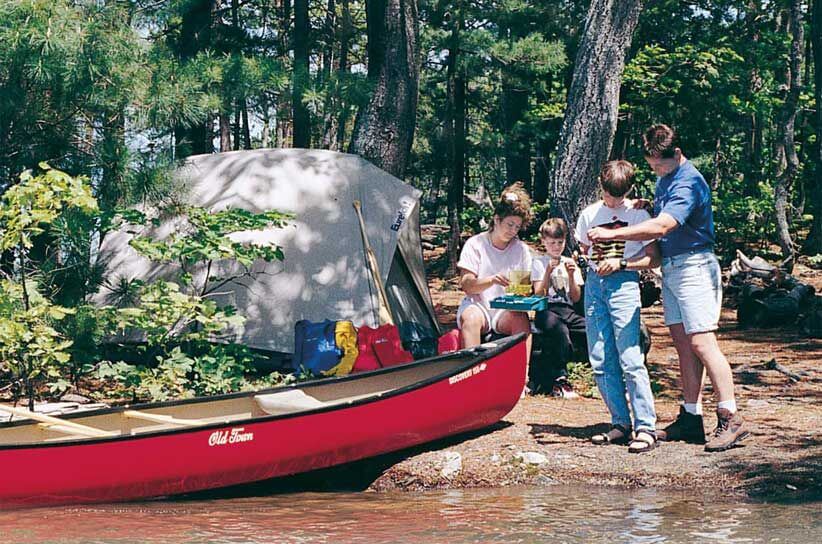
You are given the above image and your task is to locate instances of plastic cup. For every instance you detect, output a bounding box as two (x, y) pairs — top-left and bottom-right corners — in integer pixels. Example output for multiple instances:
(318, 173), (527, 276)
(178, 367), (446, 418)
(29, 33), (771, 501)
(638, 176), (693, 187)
(506, 269), (531, 296)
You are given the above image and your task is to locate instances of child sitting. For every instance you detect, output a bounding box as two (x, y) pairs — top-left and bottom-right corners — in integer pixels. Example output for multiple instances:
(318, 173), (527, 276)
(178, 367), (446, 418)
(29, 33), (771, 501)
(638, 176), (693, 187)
(575, 160), (661, 453)
(530, 218), (585, 398)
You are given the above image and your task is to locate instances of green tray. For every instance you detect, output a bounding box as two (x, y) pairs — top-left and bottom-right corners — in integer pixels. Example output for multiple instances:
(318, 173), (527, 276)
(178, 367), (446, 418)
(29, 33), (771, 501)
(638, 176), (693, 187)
(490, 295), (548, 312)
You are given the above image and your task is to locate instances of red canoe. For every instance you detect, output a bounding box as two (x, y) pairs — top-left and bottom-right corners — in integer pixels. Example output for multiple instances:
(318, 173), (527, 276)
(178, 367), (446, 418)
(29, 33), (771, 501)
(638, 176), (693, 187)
(0, 334), (526, 509)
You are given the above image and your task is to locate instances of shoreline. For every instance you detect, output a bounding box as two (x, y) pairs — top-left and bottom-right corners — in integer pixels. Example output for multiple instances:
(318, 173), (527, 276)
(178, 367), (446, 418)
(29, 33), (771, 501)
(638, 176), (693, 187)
(385, 262), (821, 503)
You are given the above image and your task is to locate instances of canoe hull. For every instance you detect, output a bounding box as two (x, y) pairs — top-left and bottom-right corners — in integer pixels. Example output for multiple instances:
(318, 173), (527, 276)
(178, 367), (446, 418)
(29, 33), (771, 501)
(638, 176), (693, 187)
(0, 336), (526, 508)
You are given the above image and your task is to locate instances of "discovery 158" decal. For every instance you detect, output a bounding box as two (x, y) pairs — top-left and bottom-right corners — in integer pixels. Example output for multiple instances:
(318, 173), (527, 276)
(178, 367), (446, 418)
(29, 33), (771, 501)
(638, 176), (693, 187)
(448, 363), (487, 385)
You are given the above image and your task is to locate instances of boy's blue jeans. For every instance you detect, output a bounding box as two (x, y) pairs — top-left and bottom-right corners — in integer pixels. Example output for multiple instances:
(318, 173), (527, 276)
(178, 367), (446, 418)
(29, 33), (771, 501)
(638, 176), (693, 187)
(584, 270), (657, 432)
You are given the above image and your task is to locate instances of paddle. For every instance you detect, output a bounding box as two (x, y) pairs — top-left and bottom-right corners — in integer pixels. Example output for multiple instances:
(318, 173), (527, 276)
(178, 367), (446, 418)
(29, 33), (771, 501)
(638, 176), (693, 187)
(0, 404), (114, 438)
(353, 200), (395, 326)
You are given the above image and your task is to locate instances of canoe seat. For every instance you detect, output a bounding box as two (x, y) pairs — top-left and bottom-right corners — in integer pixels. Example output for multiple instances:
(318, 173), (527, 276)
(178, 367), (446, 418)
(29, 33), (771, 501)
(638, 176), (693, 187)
(254, 390), (325, 415)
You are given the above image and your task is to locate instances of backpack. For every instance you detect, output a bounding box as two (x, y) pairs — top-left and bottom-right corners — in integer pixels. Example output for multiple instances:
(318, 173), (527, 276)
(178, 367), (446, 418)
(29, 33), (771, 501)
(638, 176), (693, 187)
(293, 319), (345, 376)
(398, 321), (438, 360)
(353, 325), (414, 372)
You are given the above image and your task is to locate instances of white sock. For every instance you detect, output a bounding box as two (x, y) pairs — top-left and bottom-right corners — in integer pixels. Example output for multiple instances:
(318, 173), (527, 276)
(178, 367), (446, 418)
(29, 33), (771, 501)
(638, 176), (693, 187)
(683, 402), (703, 416)
(717, 399), (737, 413)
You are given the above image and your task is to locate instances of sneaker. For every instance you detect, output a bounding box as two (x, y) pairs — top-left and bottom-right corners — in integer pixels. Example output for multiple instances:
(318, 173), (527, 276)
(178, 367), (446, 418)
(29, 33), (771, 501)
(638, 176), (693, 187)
(656, 406), (706, 444)
(704, 408), (749, 452)
(551, 378), (579, 399)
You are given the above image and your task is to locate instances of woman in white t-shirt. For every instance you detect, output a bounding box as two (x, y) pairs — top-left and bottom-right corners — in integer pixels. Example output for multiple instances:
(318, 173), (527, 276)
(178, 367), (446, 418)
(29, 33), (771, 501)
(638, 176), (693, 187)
(456, 183), (533, 351)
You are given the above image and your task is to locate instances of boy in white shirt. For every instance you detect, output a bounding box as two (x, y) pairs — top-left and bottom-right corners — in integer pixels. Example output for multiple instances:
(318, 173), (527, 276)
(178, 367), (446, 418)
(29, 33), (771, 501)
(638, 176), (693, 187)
(575, 160), (661, 453)
(530, 218), (585, 398)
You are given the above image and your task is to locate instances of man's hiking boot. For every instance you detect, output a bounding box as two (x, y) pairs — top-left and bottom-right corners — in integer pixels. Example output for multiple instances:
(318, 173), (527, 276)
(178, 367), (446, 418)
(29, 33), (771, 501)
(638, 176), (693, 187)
(656, 406), (706, 444)
(704, 408), (749, 452)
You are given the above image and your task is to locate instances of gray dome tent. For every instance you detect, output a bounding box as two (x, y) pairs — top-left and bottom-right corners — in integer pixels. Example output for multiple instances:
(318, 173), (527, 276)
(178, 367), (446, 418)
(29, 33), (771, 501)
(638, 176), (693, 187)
(96, 149), (439, 354)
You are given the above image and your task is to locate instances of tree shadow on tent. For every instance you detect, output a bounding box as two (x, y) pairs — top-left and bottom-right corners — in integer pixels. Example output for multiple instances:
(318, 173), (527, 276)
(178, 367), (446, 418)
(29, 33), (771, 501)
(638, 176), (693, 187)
(173, 421), (513, 501)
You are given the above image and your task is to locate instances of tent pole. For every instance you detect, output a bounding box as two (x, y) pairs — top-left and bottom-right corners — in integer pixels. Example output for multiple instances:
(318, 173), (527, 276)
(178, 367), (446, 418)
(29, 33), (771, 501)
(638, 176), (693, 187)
(353, 200), (395, 325)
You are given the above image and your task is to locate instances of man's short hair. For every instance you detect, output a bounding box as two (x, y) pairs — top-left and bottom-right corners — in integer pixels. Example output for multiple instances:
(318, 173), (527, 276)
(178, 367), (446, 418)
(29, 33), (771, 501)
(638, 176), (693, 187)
(539, 218), (568, 239)
(643, 124), (679, 158)
(599, 160), (635, 197)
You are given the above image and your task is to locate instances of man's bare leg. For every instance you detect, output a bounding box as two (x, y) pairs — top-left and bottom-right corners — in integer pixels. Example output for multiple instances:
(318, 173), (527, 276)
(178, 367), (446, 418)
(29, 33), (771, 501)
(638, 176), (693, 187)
(669, 323), (704, 404)
(689, 331), (735, 403)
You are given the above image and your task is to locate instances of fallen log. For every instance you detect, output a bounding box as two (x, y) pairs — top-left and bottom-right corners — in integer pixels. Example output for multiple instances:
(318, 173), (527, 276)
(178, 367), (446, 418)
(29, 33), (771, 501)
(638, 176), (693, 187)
(764, 358), (805, 383)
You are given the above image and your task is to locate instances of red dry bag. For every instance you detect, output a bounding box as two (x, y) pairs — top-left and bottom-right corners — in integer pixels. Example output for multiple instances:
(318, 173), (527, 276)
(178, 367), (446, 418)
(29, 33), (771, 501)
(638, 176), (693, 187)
(353, 325), (413, 372)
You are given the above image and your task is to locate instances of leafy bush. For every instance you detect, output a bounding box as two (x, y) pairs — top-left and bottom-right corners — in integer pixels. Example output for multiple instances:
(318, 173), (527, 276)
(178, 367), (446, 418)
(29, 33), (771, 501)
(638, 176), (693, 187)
(566, 361), (598, 399)
(0, 165), (97, 408)
(0, 165), (295, 405)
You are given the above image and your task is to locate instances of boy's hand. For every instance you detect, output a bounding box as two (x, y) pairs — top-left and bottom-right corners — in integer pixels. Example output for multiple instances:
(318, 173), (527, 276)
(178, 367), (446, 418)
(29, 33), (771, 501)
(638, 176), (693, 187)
(587, 227), (615, 243)
(564, 259), (577, 275)
(596, 258), (621, 276)
(632, 198), (653, 213)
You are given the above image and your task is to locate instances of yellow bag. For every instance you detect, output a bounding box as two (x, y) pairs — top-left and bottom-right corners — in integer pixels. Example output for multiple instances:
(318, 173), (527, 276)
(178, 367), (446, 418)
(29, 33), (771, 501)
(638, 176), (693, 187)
(324, 321), (358, 376)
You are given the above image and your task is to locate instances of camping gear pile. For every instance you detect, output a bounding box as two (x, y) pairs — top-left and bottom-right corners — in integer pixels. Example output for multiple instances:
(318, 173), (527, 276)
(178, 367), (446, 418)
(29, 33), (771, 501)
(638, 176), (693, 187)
(727, 250), (819, 337)
(293, 319), (462, 377)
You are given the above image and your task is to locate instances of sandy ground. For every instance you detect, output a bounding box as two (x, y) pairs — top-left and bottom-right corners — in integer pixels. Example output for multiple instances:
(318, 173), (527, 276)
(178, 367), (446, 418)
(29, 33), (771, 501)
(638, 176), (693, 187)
(366, 249), (822, 502)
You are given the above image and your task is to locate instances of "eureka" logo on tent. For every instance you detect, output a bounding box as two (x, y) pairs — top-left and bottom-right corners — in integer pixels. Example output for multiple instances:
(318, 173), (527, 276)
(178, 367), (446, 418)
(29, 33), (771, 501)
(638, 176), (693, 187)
(390, 198), (414, 232)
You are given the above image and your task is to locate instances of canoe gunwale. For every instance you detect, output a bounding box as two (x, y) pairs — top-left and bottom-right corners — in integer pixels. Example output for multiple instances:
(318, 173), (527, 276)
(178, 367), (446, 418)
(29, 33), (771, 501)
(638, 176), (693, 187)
(0, 334), (526, 451)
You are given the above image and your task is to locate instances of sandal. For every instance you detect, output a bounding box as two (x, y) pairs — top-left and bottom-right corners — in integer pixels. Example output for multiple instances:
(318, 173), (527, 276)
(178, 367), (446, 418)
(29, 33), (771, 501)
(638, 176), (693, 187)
(628, 430), (658, 453)
(591, 424), (631, 445)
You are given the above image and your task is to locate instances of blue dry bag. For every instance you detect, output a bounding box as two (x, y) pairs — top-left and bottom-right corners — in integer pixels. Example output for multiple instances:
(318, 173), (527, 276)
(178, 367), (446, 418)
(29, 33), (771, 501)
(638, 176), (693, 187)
(293, 319), (342, 375)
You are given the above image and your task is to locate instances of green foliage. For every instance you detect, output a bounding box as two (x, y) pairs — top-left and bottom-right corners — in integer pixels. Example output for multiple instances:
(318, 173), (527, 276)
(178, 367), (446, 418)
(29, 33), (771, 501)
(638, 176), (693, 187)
(0, 164), (98, 252)
(96, 280), (292, 402)
(0, 0), (148, 187)
(120, 205), (291, 295)
(0, 280), (75, 399)
(90, 202), (294, 402)
(459, 207), (489, 236)
(0, 163), (294, 404)
(566, 361), (598, 399)
(96, 340), (290, 403)
(0, 165), (96, 406)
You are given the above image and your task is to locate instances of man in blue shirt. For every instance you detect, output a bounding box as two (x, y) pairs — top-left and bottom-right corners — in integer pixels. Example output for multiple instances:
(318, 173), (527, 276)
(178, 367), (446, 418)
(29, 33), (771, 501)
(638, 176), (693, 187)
(587, 124), (748, 453)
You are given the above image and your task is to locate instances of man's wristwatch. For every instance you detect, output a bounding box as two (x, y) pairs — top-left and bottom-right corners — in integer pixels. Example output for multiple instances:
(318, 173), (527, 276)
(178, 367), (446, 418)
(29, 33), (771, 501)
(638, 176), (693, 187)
(619, 258), (628, 270)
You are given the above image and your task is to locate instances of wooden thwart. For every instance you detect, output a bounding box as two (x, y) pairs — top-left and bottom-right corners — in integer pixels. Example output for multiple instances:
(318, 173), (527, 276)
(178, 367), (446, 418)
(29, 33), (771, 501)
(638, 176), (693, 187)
(122, 409), (210, 427)
(0, 404), (114, 438)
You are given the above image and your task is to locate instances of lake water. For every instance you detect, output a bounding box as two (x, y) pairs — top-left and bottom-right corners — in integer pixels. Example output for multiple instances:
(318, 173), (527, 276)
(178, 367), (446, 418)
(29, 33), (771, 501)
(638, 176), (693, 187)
(1, 485), (819, 543)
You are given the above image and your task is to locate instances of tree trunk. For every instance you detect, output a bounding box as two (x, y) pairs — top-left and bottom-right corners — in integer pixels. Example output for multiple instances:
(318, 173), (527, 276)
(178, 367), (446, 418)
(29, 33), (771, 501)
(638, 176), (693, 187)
(743, 1), (764, 194)
(444, 5), (464, 276)
(502, 81), (532, 190)
(773, 0), (804, 263)
(320, 0), (338, 148)
(500, 20), (531, 191)
(806, 0), (822, 253)
(233, 105), (241, 150)
(242, 100), (252, 149)
(334, 0), (353, 150)
(172, 0), (215, 159)
(446, 74), (467, 277)
(293, 0), (311, 148)
(548, 0), (643, 235)
(348, 0), (420, 178)
(220, 113), (231, 152)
